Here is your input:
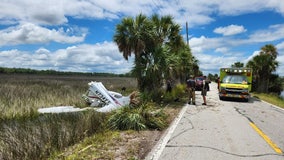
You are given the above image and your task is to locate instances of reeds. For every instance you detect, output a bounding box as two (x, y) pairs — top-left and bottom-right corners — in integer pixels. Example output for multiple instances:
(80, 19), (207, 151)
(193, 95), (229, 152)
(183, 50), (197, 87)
(0, 111), (107, 160)
(0, 74), (136, 119)
(0, 74), (137, 160)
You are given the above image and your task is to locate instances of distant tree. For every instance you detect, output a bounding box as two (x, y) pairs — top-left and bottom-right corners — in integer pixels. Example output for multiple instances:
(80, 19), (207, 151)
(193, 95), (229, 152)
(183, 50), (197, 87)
(231, 62), (244, 68)
(208, 73), (218, 82)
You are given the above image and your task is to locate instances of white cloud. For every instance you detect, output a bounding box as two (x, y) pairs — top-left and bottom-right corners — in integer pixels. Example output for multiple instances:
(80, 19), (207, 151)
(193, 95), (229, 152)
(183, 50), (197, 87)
(244, 51), (260, 63)
(189, 36), (226, 52)
(216, 0), (284, 16)
(214, 25), (247, 36)
(276, 54), (284, 76)
(215, 47), (229, 53)
(0, 23), (86, 46)
(276, 41), (284, 52)
(1, 0), (283, 27)
(0, 42), (133, 74)
(276, 41), (284, 76)
(248, 24), (284, 42)
(193, 51), (245, 76)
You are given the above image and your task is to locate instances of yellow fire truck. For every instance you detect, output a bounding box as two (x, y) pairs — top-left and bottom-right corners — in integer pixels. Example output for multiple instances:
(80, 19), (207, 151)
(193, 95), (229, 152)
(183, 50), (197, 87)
(219, 68), (252, 102)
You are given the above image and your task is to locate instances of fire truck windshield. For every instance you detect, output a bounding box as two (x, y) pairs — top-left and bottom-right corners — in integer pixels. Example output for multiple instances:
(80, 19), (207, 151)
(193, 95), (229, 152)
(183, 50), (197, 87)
(222, 75), (248, 84)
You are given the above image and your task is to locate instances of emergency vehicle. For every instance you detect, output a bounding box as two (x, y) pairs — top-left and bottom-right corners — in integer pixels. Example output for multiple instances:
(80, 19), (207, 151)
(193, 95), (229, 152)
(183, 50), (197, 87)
(219, 68), (252, 102)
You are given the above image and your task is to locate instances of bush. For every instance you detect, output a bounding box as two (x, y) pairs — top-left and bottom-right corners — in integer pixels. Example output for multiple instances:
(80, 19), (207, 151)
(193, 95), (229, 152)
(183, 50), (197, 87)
(163, 83), (187, 103)
(107, 103), (168, 131)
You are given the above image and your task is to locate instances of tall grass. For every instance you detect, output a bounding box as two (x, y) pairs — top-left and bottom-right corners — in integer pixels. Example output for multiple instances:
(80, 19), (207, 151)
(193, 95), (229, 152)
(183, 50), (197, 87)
(0, 74), (137, 160)
(0, 110), (107, 160)
(0, 74), (137, 119)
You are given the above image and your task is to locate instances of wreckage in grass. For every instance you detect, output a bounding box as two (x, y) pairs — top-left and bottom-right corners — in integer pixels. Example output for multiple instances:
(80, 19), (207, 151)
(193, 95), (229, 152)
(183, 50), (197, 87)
(38, 81), (139, 113)
(82, 81), (139, 112)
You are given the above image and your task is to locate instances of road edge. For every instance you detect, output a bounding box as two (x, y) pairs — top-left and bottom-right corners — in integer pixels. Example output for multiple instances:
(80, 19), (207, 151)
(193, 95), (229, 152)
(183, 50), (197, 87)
(144, 104), (188, 160)
(252, 97), (284, 111)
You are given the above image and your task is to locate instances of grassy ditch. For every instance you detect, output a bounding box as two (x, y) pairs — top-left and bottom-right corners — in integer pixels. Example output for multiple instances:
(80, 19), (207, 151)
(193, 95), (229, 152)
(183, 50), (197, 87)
(251, 92), (284, 109)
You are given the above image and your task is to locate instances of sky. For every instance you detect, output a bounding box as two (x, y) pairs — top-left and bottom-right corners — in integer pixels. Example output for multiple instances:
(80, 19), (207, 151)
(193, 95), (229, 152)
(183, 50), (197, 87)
(0, 0), (284, 76)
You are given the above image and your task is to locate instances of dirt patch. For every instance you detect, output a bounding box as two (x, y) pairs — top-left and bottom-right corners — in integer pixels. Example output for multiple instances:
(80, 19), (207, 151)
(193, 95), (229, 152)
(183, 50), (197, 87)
(112, 130), (164, 160)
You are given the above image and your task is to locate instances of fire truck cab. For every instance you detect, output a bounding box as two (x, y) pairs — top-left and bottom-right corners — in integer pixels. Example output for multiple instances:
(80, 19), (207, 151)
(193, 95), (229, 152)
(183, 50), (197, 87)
(219, 68), (252, 102)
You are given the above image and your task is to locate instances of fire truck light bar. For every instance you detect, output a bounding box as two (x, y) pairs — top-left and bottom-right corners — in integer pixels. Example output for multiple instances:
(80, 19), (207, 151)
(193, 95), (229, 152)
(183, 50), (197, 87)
(222, 68), (251, 73)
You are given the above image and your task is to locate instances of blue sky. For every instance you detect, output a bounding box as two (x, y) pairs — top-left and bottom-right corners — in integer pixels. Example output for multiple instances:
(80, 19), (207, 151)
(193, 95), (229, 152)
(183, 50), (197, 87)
(0, 0), (284, 76)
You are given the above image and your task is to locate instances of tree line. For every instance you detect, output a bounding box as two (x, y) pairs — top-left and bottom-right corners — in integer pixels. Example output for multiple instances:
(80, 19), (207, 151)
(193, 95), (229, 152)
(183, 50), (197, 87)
(0, 67), (131, 77)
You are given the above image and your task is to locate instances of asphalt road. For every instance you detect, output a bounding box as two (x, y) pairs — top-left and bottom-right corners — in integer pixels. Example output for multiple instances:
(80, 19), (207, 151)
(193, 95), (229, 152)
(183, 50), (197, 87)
(146, 83), (284, 160)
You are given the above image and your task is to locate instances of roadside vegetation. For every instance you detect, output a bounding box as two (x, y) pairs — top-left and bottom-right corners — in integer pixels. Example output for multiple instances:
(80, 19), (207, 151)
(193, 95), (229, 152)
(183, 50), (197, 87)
(0, 74), (186, 159)
(252, 93), (284, 109)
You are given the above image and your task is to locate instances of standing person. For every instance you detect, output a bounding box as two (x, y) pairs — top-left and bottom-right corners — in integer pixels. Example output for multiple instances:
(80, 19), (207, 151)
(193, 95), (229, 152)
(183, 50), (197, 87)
(201, 76), (207, 105)
(186, 75), (196, 105)
(216, 77), (220, 90)
(166, 79), (172, 93)
(204, 76), (211, 91)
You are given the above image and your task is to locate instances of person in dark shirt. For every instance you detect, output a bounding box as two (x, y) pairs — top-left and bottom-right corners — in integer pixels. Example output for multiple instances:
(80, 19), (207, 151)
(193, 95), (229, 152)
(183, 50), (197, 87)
(186, 75), (196, 105)
(166, 79), (172, 92)
(201, 76), (210, 105)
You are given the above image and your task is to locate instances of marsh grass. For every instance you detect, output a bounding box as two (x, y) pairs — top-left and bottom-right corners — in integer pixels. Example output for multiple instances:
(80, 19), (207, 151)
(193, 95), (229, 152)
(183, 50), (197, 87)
(0, 74), (137, 160)
(0, 110), (107, 160)
(0, 74), (137, 119)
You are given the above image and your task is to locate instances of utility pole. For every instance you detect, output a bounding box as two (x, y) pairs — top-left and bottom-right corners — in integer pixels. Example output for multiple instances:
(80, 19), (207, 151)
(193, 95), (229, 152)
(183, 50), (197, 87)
(186, 22), (189, 46)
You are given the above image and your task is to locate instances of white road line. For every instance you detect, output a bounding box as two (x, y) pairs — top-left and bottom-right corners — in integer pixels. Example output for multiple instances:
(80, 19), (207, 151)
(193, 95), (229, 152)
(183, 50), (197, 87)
(145, 104), (188, 160)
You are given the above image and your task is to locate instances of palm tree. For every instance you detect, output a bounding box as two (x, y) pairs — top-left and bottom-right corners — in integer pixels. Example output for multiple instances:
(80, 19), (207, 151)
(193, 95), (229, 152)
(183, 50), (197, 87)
(113, 14), (153, 90)
(149, 14), (184, 81)
(174, 43), (197, 83)
(114, 14), (197, 95)
(260, 44), (278, 60)
(246, 44), (279, 93)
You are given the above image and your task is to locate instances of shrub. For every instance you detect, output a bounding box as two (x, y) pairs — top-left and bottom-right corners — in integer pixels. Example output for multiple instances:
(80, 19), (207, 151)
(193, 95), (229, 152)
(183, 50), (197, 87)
(107, 103), (168, 131)
(162, 83), (187, 103)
